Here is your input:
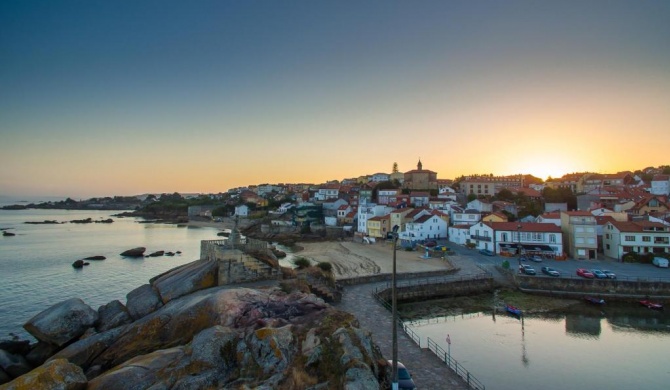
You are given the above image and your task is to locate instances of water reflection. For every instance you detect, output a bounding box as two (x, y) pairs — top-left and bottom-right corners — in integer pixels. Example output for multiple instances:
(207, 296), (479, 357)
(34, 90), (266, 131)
(406, 300), (670, 390)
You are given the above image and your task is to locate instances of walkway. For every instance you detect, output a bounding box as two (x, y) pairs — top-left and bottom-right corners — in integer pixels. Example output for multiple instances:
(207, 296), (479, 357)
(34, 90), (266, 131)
(334, 277), (473, 389)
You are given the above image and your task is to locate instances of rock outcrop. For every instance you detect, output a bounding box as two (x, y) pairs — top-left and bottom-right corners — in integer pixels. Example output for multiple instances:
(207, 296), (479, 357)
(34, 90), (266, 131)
(2, 257), (390, 389)
(119, 247), (145, 257)
(23, 298), (98, 347)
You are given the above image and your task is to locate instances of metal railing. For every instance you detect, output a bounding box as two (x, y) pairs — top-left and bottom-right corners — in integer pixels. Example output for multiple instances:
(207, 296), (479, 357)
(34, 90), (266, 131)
(427, 337), (486, 390)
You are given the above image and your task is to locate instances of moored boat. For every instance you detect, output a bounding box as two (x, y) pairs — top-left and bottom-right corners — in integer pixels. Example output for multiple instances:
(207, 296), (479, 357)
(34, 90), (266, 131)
(505, 304), (522, 316)
(584, 296), (605, 305)
(640, 300), (663, 310)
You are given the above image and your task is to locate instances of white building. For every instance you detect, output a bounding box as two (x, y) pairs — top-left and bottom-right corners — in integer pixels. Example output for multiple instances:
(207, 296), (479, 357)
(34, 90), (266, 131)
(466, 199), (493, 213)
(452, 209), (482, 226)
(399, 214), (448, 241)
(651, 174), (670, 195)
(357, 203), (392, 233)
(603, 220), (670, 260)
(469, 222), (563, 256)
(234, 205), (249, 217)
(448, 225), (471, 246)
(371, 173), (391, 183)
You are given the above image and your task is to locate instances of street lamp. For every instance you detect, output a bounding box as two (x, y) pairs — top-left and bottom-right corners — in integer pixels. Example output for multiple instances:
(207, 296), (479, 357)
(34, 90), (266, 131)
(391, 224), (399, 390)
(517, 223), (522, 265)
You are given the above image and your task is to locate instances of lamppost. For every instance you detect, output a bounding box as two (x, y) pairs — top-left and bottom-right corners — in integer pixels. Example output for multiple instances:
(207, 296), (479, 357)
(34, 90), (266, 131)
(391, 224), (399, 390)
(517, 223), (522, 266)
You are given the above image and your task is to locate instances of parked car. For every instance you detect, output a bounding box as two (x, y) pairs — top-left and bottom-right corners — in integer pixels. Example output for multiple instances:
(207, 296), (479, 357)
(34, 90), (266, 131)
(479, 249), (495, 256)
(576, 268), (595, 279)
(530, 255), (543, 263)
(591, 269), (608, 279)
(653, 257), (669, 268)
(423, 240), (437, 247)
(541, 266), (560, 277)
(388, 360), (416, 390)
(602, 270), (617, 279)
(519, 264), (536, 275)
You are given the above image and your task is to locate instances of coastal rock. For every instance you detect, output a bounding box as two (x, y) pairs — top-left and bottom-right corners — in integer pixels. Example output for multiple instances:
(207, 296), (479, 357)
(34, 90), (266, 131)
(72, 260), (85, 269)
(96, 300), (132, 332)
(125, 284), (163, 320)
(0, 349), (33, 378)
(0, 358), (86, 390)
(0, 368), (10, 385)
(151, 259), (218, 304)
(83, 256), (105, 261)
(23, 298), (98, 347)
(48, 326), (127, 371)
(2, 231), (15, 237)
(94, 219), (113, 224)
(147, 250), (164, 257)
(119, 247), (145, 257)
(69, 218), (93, 224)
(0, 340), (30, 356)
(25, 342), (61, 367)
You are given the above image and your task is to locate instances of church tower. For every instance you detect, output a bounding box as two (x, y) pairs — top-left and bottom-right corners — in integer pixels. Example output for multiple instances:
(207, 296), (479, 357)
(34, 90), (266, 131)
(417, 159), (423, 171)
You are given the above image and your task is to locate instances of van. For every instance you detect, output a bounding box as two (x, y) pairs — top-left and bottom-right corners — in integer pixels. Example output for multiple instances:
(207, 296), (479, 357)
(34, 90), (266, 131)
(652, 257), (669, 268)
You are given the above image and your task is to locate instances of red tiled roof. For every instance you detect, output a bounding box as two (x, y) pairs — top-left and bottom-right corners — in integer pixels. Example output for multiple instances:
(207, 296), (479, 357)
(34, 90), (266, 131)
(562, 211), (593, 216)
(413, 215), (433, 223)
(539, 212), (561, 219)
(609, 220), (668, 232)
(595, 216), (616, 225)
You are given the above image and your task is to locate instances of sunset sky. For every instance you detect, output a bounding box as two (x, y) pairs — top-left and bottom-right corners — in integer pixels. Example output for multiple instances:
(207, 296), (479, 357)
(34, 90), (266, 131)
(1, 1), (669, 198)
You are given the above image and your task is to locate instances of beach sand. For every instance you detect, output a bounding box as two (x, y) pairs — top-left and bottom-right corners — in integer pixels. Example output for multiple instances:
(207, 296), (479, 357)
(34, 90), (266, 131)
(186, 218), (451, 279)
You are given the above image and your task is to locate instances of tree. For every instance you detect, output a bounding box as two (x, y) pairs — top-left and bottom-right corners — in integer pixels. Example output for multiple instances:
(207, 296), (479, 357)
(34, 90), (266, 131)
(392, 162), (398, 173)
(467, 193), (477, 202)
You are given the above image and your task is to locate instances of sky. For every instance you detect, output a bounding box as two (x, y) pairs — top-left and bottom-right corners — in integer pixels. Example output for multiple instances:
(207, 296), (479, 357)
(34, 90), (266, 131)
(1, 1), (669, 198)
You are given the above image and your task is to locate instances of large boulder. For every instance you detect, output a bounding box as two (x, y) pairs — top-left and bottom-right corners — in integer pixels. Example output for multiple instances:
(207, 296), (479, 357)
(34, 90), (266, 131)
(0, 349), (33, 378)
(96, 300), (132, 332)
(23, 298), (98, 347)
(119, 247), (145, 257)
(48, 326), (127, 371)
(151, 259), (219, 304)
(0, 358), (86, 390)
(125, 284), (163, 320)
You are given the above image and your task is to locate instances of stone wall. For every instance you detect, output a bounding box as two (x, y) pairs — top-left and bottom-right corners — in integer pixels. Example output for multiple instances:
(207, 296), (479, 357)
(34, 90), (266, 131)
(200, 239), (281, 284)
(375, 275), (494, 303)
(514, 274), (670, 298)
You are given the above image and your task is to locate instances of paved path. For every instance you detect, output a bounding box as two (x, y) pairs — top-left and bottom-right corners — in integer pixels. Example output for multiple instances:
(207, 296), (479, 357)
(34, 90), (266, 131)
(334, 276), (474, 389)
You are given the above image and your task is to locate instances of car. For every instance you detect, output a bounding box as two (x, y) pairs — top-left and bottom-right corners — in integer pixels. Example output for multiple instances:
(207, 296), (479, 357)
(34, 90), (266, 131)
(541, 266), (560, 277)
(519, 264), (536, 275)
(576, 268), (595, 278)
(423, 240), (437, 247)
(530, 255), (543, 263)
(479, 249), (495, 256)
(388, 360), (416, 390)
(602, 270), (617, 279)
(591, 269), (608, 279)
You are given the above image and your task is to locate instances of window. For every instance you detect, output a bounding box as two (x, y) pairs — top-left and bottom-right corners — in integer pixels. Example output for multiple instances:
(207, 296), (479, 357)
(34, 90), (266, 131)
(576, 227), (584, 233)
(550, 234), (556, 243)
(606, 244), (610, 250)
(576, 238), (585, 244)
(624, 235), (635, 242)
(642, 236), (651, 242)
(605, 233), (610, 239)
(502, 233), (508, 241)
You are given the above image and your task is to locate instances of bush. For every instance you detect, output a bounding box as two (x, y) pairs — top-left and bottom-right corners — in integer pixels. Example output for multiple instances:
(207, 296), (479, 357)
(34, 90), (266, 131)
(502, 260), (510, 269)
(293, 257), (311, 269)
(317, 262), (332, 272)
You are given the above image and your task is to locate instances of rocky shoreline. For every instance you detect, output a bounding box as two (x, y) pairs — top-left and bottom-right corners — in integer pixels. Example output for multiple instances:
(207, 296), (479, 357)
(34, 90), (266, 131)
(0, 258), (394, 389)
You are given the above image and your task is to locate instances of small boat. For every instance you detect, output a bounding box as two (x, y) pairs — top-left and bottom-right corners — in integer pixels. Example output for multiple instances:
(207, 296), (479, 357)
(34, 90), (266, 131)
(640, 300), (663, 310)
(584, 296), (605, 305)
(505, 304), (522, 316)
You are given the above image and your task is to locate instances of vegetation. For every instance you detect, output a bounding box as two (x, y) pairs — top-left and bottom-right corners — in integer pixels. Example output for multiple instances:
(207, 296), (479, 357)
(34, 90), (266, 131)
(293, 257), (312, 269)
(316, 262), (332, 272)
(622, 252), (655, 264)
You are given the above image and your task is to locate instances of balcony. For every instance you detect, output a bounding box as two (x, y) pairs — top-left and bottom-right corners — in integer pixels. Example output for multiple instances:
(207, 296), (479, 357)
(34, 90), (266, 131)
(654, 238), (670, 244)
(470, 234), (492, 242)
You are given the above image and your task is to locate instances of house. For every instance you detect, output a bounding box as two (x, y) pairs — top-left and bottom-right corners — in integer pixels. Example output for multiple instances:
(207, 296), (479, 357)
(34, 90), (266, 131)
(468, 222), (563, 256)
(602, 220), (670, 260)
(314, 184), (340, 201)
(628, 195), (669, 216)
(357, 203), (393, 233)
(399, 214), (448, 242)
(389, 208), (414, 233)
(535, 212), (561, 226)
(448, 225), (471, 245)
(378, 189), (401, 205)
(336, 204), (352, 223)
(367, 215), (391, 239)
(370, 172), (391, 183)
(467, 199), (493, 213)
(409, 191), (430, 207)
(451, 209), (482, 226)
(561, 211), (598, 260)
(358, 183), (374, 205)
(492, 201), (518, 217)
(651, 174), (670, 195)
(460, 174), (523, 196)
(322, 198), (348, 218)
(482, 212), (508, 223)
(234, 205), (249, 217)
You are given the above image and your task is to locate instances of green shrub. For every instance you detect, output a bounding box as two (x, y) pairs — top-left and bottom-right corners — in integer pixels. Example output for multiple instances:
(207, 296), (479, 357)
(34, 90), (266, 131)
(317, 262), (332, 272)
(502, 260), (510, 269)
(293, 257), (311, 269)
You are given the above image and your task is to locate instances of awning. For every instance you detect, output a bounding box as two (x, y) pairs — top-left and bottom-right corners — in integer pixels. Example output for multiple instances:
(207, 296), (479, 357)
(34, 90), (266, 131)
(521, 244), (553, 251)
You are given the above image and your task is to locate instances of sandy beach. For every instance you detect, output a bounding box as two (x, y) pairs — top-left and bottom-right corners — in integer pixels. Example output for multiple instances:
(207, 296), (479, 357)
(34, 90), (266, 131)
(186, 218), (452, 278)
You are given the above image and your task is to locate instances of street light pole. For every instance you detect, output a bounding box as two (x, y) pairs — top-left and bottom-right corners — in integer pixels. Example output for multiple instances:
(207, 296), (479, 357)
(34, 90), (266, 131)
(517, 223), (522, 266)
(391, 225), (399, 390)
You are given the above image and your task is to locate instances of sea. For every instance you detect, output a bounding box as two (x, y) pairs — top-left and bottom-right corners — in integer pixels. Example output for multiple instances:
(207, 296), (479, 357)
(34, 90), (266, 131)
(0, 202), (226, 341)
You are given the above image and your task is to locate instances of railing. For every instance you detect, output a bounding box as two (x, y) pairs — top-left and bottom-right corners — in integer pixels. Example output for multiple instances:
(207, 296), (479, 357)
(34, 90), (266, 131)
(470, 235), (492, 242)
(372, 274), (490, 390)
(427, 337), (486, 390)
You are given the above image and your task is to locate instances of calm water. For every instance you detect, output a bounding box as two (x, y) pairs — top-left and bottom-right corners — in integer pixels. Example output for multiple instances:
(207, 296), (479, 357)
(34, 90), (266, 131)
(408, 304), (670, 390)
(0, 208), (223, 340)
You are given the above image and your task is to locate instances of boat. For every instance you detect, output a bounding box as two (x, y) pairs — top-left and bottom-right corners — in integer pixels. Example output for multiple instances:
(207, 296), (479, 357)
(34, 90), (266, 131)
(640, 300), (663, 310)
(584, 296), (605, 305)
(505, 304), (522, 316)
